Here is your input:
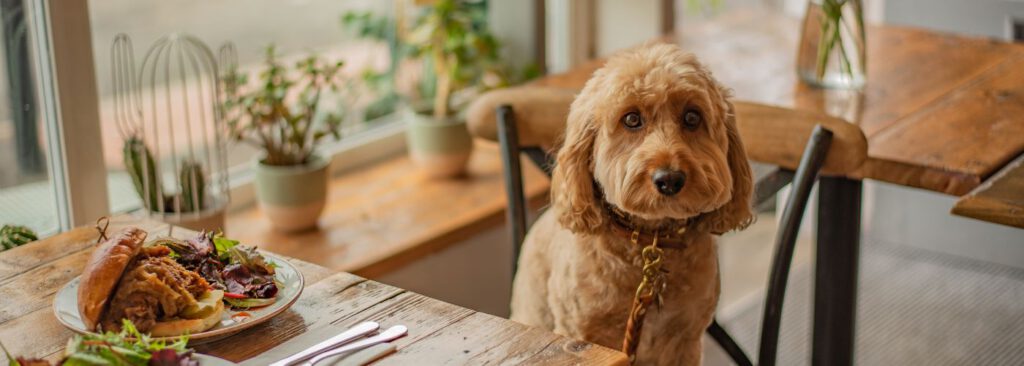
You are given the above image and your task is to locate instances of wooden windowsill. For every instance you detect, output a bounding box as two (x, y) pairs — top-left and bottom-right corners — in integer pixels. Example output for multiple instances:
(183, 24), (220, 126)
(226, 141), (550, 278)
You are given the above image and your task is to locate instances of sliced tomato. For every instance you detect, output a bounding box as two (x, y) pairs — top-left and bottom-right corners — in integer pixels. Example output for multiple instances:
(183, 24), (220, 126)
(223, 292), (248, 299)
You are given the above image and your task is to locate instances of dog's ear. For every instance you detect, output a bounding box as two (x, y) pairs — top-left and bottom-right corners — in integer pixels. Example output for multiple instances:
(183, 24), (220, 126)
(551, 96), (605, 234)
(700, 98), (754, 234)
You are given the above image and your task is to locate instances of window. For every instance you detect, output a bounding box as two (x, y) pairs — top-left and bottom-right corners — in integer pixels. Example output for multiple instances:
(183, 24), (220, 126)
(87, 0), (399, 213)
(0, 0), (60, 234)
(0, 0), (537, 233)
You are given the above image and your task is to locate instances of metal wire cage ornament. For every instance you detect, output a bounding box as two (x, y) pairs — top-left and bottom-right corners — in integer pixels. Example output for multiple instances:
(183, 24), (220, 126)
(112, 33), (231, 231)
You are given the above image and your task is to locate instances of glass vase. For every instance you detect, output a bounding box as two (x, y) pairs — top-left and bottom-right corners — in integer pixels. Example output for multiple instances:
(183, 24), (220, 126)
(796, 0), (866, 89)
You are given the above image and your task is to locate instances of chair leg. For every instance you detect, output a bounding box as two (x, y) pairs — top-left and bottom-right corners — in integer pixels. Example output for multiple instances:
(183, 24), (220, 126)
(708, 319), (753, 366)
(497, 105), (528, 275)
(757, 125), (833, 366)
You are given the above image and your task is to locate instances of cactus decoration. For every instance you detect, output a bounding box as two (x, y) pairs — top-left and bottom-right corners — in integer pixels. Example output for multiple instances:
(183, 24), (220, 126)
(110, 33), (229, 226)
(122, 136), (162, 210)
(179, 159), (206, 213)
(0, 225), (38, 251)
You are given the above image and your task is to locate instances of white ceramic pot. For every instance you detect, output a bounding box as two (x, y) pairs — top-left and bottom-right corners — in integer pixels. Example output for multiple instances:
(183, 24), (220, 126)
(406, 112), (474, 179)
(253, 155), (329, 232)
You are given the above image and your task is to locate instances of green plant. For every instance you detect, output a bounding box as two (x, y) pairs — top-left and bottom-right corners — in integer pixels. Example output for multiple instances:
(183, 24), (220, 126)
(342, 1), (536, 122)
(0, 224), (38, 250)
(221, 46), (348, 166)
(342, 11), (408, 121)
(122, 136), (210, 213)
(813, 0), (865, 81)
(179, 159), (206, 213)
(123, 137), (161, 210)
(406, 0), (506, 119)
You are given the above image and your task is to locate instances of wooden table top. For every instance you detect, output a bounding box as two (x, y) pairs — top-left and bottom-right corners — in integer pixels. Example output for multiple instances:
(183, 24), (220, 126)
(953, 153), (1024, 229)
(0, 216), (626, 365)
(536, 9), (1024, 196)
(227, 142), (549, 278)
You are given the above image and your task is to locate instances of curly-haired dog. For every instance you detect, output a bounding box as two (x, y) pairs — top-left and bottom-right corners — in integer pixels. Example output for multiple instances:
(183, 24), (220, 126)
(510, 43), (753, 365)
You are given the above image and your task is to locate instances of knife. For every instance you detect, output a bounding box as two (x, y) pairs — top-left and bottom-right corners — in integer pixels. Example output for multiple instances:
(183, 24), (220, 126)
(269, 321), (380, 366)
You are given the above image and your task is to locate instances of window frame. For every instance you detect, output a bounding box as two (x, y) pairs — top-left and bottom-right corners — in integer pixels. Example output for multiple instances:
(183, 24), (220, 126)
(29, 0), (108, 231)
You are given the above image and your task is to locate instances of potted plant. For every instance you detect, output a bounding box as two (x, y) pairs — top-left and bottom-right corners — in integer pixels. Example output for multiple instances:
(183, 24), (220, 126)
(113, 34), (231, 233)
(221, 47), (347, 232)
(344, 0), (529, 178)
(122, 136), (227, 232)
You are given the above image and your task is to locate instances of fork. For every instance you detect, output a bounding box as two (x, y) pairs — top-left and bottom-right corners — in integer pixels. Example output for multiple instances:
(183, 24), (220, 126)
(269, 321), (380, 366)
(303, 325), (409, 366)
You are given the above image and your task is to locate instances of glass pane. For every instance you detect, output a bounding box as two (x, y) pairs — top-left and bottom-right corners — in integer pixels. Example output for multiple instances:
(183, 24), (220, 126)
(88, 0), (393, 213)
(0, 0), (60, 235)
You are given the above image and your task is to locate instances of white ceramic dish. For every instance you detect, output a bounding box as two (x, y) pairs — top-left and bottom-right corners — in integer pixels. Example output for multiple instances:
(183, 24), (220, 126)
(53, 252), (303, 345)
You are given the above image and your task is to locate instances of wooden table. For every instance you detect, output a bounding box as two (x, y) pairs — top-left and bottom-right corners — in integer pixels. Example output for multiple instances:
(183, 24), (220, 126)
(535, 8), (1024, 366)
(0, 216), (626, 365)
(539, 10), (1024, 197)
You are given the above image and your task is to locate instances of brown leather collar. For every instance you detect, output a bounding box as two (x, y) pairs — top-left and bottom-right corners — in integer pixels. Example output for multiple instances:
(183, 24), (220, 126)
(597, 187), (704, 250)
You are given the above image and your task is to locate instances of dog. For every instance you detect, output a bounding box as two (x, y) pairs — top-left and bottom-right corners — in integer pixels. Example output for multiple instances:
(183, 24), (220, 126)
(509, 43), (753, 365)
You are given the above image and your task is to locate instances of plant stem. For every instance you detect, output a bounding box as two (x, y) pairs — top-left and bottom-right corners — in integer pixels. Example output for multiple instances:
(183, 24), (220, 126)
(432, 48), (451, 120)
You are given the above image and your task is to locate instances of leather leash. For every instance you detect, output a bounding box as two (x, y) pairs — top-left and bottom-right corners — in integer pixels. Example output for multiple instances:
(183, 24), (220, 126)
(621, 229), (669, 362)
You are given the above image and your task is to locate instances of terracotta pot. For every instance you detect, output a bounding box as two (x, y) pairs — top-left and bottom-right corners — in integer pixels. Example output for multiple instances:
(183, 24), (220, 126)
(406, 112), (474, 179)
(253, 155), (329, 232)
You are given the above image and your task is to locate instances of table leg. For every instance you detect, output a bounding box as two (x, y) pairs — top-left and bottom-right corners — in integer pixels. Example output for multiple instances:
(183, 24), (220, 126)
(812, 177), (862, 366)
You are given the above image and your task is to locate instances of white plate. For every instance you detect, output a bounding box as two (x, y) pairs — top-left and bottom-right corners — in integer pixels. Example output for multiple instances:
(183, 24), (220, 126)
(53, 252), (304, 345)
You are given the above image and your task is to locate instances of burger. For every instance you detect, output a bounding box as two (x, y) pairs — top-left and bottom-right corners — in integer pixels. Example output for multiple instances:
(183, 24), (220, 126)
(77, 227), (224, 336)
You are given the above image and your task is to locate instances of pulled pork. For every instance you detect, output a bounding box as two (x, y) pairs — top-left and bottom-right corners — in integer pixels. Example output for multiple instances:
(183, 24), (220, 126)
(100, 246), (209, 332)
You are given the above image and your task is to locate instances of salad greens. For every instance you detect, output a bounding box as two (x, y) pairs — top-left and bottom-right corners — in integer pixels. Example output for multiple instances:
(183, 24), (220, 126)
(156, 232), (279, 309)
(3, 320), (196, 366)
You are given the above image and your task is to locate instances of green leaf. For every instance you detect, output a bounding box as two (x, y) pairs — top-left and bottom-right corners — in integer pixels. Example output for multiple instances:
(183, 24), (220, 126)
(213, 235), (240, 262)
(63, 352), (118, 366)
(1, 341), (18, 366)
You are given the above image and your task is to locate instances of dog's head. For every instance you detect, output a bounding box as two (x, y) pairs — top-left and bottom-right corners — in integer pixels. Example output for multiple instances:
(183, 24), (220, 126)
(552, 43), (753, 235)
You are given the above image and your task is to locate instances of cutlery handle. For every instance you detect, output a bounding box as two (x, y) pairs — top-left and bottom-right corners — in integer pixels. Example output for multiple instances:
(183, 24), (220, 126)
(305, 325), (408, 366)
(269, 321), (380, 366)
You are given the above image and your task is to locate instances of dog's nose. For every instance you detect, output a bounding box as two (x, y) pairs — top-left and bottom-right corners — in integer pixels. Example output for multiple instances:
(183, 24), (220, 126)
(652, 169), (686, 196)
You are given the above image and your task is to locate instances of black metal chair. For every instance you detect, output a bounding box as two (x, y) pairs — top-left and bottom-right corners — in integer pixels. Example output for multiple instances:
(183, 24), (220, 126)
(467, 88), (866, 366)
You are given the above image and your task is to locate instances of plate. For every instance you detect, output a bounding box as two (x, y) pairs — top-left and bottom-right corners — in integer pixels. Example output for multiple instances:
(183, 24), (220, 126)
(53, 252), (304, 345)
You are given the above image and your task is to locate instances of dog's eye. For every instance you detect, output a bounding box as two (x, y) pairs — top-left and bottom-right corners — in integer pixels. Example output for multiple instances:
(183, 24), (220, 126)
(621, 112), (644, 130)
(682, 109), (702, 131)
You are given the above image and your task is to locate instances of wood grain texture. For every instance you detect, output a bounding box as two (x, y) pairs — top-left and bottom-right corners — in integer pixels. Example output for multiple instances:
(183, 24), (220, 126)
(466, 86), (577, 149)
(534, 7), (1024, 195)
(226, 142), (551, 278)
(0, 218), (626, 365)
(734, 102), (867, 175)
(953, 153), (1024, 229)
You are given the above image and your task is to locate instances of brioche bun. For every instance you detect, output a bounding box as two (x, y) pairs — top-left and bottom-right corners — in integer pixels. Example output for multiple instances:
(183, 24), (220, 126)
(77, 227), (147, 331)
(149, 300), (224, 337)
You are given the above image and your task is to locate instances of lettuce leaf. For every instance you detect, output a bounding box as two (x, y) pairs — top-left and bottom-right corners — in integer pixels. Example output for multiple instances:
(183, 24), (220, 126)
(227, 245), (276, 275)
(60, 319), (192, 365)
(213, 235), (240, 262)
